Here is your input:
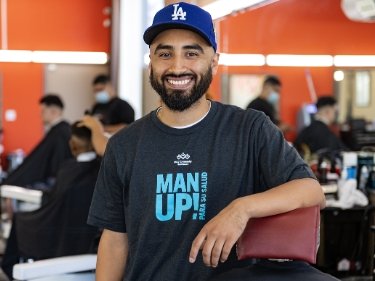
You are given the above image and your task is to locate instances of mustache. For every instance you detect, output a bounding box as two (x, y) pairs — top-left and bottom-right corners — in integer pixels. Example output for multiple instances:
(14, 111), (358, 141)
(162, 73), (196, 79)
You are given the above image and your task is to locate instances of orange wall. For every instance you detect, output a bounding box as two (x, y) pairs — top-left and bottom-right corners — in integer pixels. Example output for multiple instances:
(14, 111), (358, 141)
(0, 0), (110, 160)
(1, 63), (44, 154)
(210, 0), (375, 140)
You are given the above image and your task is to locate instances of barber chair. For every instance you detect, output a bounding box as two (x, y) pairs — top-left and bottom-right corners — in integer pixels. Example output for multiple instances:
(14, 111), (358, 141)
(211, 206), (340, 281)
(0, 185), (99, 281)
(12, 254), (96, 281)
(0, 185), (42, 239)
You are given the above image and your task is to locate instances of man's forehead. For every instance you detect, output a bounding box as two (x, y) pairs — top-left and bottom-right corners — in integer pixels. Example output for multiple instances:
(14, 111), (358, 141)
(150, 29), (211, 50)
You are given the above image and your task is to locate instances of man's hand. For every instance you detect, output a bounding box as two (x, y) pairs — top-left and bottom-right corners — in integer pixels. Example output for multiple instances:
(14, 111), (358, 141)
(189, 198), (249, 268)
(78, 115), (104, 133)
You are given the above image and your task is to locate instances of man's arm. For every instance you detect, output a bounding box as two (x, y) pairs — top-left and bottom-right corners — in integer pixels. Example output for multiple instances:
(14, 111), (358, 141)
(78, 116), (109, 156)
(189, 178), (325, 268)
(96, 229), (128, 281)
(103, 123), (127, 134)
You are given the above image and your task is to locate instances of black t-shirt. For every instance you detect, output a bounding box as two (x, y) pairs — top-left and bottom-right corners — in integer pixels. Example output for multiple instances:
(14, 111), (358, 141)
(88, 101), (315, 281)
(247, 97), (278, 125)
(294, 120), (346, 154)
(91, 97), (135, 125)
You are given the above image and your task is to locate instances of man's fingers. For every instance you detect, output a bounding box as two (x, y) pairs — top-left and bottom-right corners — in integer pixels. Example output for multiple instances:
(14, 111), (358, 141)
(209, 239), (225, 267)
(220, 239), (235, 263)
(201, 235), (216, 267)
(189, 232), (206, 263)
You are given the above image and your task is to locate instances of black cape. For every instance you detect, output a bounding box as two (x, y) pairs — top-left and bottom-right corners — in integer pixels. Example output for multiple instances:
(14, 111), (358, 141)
(294, 120), (346, 154)
(1, 157), (101, 278)
(3, 121), (73, 188)
(15, 157), (101, 258)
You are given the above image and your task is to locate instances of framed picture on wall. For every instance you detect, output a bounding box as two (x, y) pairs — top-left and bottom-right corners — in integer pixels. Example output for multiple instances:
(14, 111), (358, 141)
(228, 74), (264, 109)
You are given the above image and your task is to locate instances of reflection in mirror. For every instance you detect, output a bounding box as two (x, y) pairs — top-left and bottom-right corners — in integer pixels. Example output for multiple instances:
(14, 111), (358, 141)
(355, 71), (371, 107)
(335, 69), (374, 123)
(335, 69), (375, 150)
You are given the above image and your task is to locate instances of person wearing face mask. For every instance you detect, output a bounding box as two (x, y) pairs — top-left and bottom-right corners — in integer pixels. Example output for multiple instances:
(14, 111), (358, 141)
(294, 96), (347, 156)
(90, 74), (135, 134)
(246, 76), (291, 133)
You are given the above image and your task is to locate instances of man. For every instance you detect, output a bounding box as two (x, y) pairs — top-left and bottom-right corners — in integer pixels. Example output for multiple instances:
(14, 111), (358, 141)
(87, 3), (325, 281)
(2, 94), (72, 190)
(1, 122), (101, 279)
(247, 76), (290, 132)
(294, 96), (346, 155)
(91, 74), (135, 134)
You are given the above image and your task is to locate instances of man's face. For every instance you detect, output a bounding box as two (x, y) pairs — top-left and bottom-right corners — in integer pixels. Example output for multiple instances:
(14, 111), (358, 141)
(148, 29), (219, 111)
(93, 82), (106, 94)
(265, 84), (281, 96)
(328, 105), (339, 124)
(93, 82), (113, 104)
(40, 104), (54, 125)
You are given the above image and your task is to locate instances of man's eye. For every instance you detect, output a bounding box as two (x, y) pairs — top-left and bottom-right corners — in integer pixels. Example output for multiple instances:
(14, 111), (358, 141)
(158, 52), (171, 58)
(187, 52), (198, 57)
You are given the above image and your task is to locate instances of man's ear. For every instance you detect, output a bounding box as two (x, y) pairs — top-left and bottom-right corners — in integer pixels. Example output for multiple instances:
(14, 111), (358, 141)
(148, 59), (152, 76)
(211, 53), (220, 75)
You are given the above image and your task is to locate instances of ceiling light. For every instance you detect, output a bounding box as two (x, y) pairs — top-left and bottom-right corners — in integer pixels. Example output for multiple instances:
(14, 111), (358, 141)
(0, 50), (32, 62)
(219, 53), (265, 66)
(334, 55), (375, 67)
(202, 0), (277, 20)
(334, 70), (345, 81)
(32, 51), (108, 64)
(266, 55), (333, 67)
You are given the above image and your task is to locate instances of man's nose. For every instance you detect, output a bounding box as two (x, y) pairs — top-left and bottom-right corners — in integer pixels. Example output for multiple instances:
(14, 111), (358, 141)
(168, 56), (188, 73)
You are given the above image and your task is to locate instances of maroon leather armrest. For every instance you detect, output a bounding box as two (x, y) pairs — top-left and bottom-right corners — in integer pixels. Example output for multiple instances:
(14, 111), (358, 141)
(237, 206), (320, 264)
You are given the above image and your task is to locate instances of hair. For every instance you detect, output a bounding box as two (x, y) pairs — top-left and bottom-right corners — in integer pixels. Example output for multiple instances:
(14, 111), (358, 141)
(71, 121), (92, 144)
(39, 94), (64, 109)
(93, 74), (110, 85)
(263, 75), (282, 87)
(316, 96), (337, 110)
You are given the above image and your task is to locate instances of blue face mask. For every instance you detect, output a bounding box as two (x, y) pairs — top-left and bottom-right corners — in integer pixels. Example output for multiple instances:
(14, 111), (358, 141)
(267, 91), (279, 105)
(95, 90), (110, 104)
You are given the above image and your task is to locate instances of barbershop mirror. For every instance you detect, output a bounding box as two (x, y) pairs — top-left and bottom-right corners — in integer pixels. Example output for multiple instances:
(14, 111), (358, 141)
(334, 69), (375, 124)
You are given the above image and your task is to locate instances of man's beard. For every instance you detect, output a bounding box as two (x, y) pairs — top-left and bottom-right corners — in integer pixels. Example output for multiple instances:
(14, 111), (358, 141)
(150, 67), (212, 111)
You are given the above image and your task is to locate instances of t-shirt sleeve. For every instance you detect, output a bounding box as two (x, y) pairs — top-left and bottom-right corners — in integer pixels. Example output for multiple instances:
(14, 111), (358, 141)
(87, 141), (126, 232)
(255, 116), (316, 192)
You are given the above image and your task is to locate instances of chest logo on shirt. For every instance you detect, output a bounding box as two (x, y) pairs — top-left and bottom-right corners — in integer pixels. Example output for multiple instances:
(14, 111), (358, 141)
(155, 172), (208, 221)
(174, 152), (192, 166)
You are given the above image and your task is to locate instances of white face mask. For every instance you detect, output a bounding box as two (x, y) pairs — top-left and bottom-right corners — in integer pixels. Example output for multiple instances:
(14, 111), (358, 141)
(95, 90), (110, 104)
(267, 91), (279, 105)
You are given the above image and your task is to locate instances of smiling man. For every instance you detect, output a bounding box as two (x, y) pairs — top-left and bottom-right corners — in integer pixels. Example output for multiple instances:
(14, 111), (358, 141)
(87, 2), (325, 281)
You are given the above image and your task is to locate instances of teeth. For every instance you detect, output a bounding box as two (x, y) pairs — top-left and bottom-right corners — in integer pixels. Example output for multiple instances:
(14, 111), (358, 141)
(168, 79), (190, 85)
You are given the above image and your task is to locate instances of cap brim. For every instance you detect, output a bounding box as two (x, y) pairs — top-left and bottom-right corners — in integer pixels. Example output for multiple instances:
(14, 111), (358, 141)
(143, 22), (213, 48)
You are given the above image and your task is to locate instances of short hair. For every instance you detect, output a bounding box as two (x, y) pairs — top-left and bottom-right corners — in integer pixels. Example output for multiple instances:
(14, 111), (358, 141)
(316, 96), (337, 110)
(93, 74), (110, 85)
(263, 75), (282, 87)
(39, 94), (64, 109)
(71, 121), (92, 144)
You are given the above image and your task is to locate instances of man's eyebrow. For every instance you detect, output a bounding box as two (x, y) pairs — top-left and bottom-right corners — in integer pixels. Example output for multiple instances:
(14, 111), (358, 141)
(153, 43), (205, 54)
(183, 44), (204, 53)
(154, 44), (173, 54)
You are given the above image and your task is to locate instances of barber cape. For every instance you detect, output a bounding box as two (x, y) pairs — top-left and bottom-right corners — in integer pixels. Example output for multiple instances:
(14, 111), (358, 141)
(15, 155), (101, 259)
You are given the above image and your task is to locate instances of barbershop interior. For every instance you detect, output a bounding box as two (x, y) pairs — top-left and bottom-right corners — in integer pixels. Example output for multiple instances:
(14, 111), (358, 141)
(0, 0), (375, 280)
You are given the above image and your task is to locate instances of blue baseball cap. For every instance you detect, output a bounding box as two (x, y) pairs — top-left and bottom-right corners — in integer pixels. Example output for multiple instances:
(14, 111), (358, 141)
(143, 2), (217, 51)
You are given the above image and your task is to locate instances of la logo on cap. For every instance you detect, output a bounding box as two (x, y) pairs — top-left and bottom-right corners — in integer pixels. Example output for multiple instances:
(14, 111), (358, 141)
(171, 3), (186, 20)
